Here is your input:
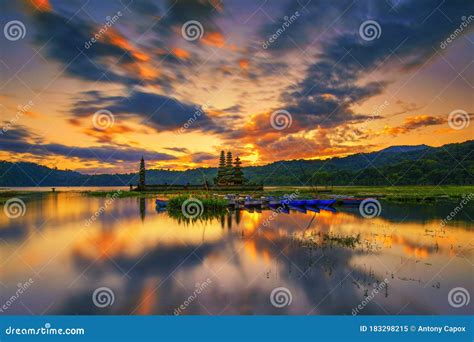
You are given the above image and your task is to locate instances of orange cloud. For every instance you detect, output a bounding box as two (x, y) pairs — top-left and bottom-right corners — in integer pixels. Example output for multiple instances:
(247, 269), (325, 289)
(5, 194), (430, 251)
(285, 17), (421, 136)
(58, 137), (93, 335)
(29, 0), (51, 12)
(172, 47), (190, 60)
(239, 59), (249, 70)
(383, 115), (445, 136)
(202, 32), (225, 48)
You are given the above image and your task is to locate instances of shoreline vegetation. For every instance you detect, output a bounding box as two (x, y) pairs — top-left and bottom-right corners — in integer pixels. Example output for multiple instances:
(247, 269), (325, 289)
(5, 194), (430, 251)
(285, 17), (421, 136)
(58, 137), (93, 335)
(1, 186), (473, 204)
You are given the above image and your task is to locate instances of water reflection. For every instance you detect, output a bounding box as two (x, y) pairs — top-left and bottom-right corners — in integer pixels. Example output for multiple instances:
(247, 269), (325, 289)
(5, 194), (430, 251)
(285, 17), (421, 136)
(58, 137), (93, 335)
(0, 192), (472, 315)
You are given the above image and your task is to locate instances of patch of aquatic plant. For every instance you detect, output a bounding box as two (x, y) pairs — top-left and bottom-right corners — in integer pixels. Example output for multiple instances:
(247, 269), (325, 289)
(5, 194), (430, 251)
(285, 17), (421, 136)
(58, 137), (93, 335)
(294, 232), (361, 249)
(167, 195), (227, 212)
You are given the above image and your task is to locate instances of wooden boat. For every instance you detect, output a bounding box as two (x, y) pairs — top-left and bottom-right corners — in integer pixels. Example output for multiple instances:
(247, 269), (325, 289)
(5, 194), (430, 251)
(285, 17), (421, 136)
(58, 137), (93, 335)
(244, 196), (261, 207)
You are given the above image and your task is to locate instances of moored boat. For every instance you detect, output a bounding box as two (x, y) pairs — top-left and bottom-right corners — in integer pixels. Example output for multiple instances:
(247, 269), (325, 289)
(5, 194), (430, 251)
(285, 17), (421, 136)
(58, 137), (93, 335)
(155, 199), (167, 207)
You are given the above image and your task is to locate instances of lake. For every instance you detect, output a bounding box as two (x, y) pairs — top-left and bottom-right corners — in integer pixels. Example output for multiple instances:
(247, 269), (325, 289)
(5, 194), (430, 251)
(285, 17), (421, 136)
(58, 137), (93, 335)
(0, 190), (472, 315)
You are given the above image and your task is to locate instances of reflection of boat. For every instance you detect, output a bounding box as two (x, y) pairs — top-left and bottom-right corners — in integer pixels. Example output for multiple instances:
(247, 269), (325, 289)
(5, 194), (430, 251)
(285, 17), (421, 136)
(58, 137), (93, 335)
(318, 205), (337, 213)
(155, 199), (167, 208)
(289, 205), (306, 213)
(270, 206), (289, 214)
(305, 206), (320, 213)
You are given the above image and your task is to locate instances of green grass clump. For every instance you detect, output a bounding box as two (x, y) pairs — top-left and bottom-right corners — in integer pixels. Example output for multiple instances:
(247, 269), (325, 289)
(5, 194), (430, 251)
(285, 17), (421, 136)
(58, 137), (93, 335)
(295, 232), (361, 249)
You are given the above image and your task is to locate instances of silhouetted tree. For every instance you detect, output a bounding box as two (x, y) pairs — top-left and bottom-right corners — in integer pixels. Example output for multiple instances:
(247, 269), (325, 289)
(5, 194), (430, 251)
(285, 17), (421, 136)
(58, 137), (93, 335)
(138, 156), (146, 190)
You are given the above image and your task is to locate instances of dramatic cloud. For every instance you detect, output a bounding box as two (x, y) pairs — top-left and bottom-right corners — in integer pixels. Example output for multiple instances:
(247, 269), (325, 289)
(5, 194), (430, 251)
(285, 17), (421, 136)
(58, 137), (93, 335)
(0, 125), (176, 163)
(70, 90), (224, 133)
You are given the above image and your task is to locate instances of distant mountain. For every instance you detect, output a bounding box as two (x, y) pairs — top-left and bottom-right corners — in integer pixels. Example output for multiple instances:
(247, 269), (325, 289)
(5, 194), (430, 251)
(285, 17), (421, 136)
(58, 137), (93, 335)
(377, 144), (429, 153)
(1, 140), (472, 187)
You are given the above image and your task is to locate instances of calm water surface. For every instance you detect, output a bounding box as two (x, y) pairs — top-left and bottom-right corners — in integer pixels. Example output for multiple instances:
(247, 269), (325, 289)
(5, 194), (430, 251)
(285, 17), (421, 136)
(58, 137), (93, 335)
(1, 192), (472, 315)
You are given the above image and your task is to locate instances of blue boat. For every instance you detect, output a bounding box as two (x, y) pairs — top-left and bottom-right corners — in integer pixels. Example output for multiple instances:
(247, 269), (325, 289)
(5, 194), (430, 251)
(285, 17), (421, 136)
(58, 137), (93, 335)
(155, 199), (167, 208)
(285, 200), (306, 206)
(341, 198), (365, 205)
(306, 199), (336, 207)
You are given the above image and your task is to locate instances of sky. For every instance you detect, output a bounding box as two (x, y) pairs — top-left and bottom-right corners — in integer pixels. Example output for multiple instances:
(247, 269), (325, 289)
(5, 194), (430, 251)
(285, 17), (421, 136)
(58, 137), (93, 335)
(0, 0), (473, 174)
